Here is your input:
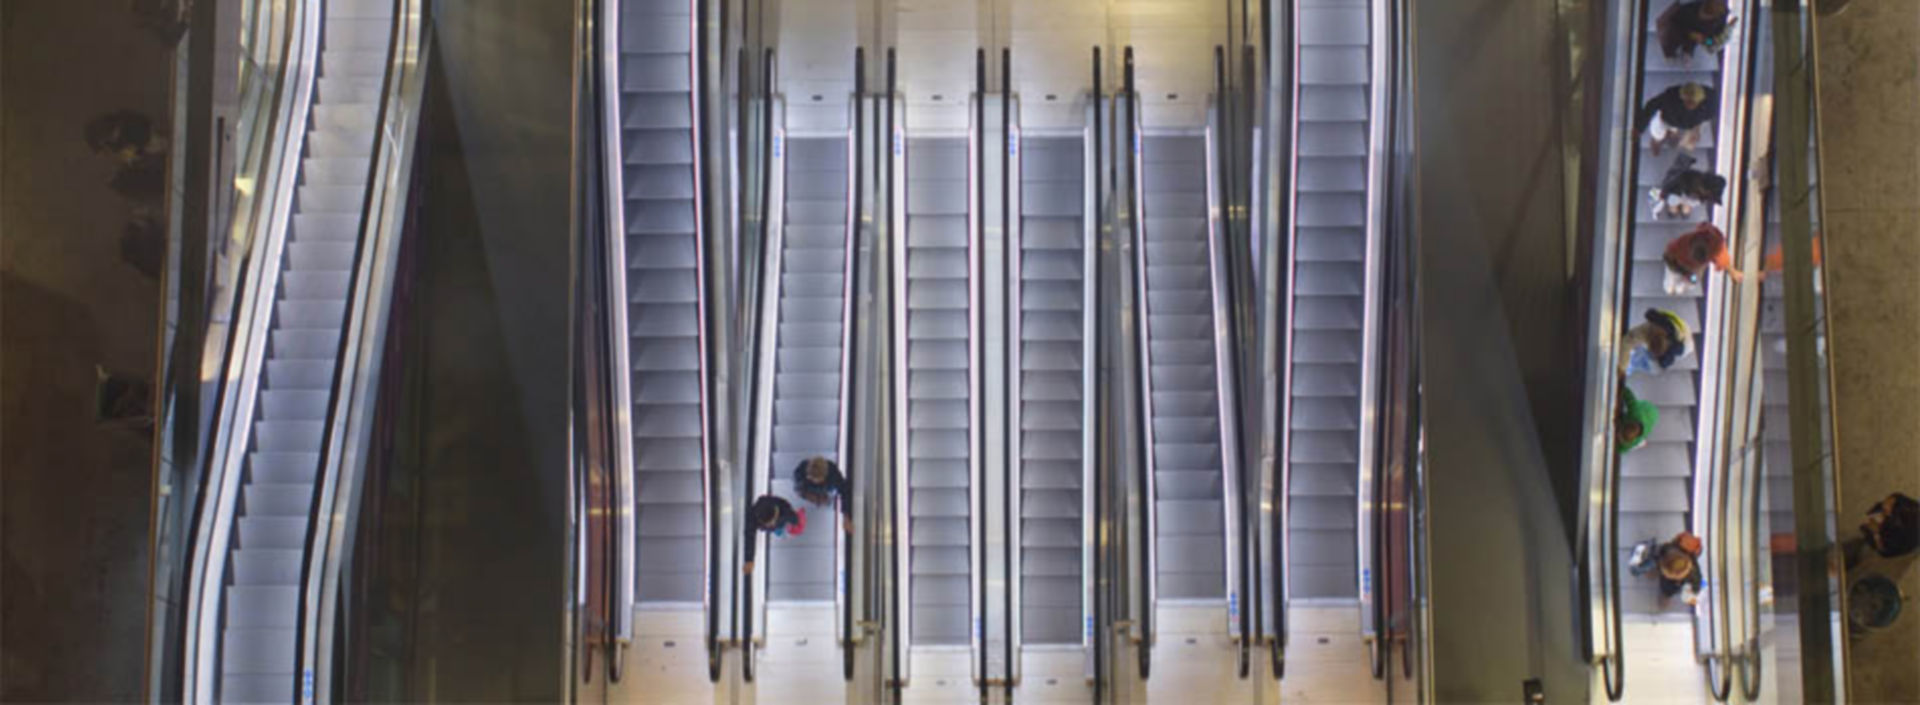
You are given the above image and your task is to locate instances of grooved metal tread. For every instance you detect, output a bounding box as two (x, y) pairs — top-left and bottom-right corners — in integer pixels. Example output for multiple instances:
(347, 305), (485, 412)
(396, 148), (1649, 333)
(906, 136), (973, 646)
(623, 0), (707, 605)
(1018, 136), (1087, 644)
(1288, 0), (1371, 601)
(767, 136), (850, 602)
(1139, 134), (1226, 601)
(219, 4), (392, 700)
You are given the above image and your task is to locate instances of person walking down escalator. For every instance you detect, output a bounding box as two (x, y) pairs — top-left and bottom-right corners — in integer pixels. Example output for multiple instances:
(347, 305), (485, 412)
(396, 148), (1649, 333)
(1630, 531), (1705, 606)
(1656, 0), (1736, 61)
(1650, 154), (1727, 220)
(792, 456), (854, 534)
(1620, 308), (1693, 377)
(743, 494), (805, 575)
(1636, 82), (1718, 157)
(1615, 381), (1660, 454)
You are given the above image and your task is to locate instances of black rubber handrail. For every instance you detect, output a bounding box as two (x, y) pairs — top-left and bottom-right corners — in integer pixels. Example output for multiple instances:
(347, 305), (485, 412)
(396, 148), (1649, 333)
(1597, 0), (1657, 697)
(884, 47), (904, 698)
(1269, 0), (1297, 680)
(970, 46), (989, 699)
(740, 46), (776, 685)
(842, 45), (866, 684)
(1089, 44), (1107, 700)
(999, 45), (1015, 701)
(700, 4), (724, 681)
(1211, 44), (1253, 680)
(1122, 45), (1152, 682)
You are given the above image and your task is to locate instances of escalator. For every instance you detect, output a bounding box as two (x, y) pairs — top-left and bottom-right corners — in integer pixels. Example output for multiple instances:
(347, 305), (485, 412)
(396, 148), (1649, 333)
(1015, 133), (1091, 649)
(175, 0), (427, 700)
(1618, 20), (1718, 613)
(219, 5), (393, 696)
(1138, 135), (1228, 603)
(1287, 0), (1372, 602)
(901, 135), (976, 650)
(765, 136), (852, 603)
(619, 0), (710, 608)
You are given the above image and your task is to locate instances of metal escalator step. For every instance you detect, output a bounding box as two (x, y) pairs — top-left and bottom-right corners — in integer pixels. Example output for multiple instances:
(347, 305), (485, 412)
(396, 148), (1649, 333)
(232, 549), (302, 585)
(1292, 297), (1363, 330)
(221, 673), (290, 703)
(1289, 430), (1358, 465)
(303, 157), (371, 186)
(1291, 331), (1361, 364)
(1301, 46), (1368, 86)
(225, 586), (297, 628)
(1291, 499), (1358, 530)
(637, 505), (704, 536)
(260, 389), (329, 420)
(1291, 397), (1359, 431)
(287, 240), (355, 271)
(1297, 227), (1366, 261)
(250, 452), (319, 484)
(254, 421), (323, 453)
(220, 627), (295, 673)
(1152, 469), (1222, 501)
(1289, 362), (1361, 397)
(239, 517), (307, 550)
(1290, 566), (1356, 600)
(244, 483), (314, 517)
(276, 299), (345, 329)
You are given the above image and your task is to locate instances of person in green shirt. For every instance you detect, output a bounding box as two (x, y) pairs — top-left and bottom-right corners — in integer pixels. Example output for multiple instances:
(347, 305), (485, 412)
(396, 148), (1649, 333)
(1616, 381), (1660, 454)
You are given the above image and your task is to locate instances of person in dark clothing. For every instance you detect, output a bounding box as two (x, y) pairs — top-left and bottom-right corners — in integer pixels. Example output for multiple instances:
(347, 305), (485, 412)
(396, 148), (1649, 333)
(85, 110), (165, 164)
(1630, 531), (1704, 606)
(1650, 154), (1727, 220)
(1657, 0), (1736, 60)
(1860, 492), (1918, 559)
(743, 494), (805, 575)
(1636, 82), (1718, 156)
(792, 456), (854, 531)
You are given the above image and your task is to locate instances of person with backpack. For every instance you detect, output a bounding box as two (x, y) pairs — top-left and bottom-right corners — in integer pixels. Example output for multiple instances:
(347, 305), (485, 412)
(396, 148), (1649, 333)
(1630, 531), (1705, 606)
(742, 494), (805, 575)
(1636, 82), (1718, 156)
(1651, 154), (1728, 220)
(1620, 308), (1693, 377)
(792, 456), (854, 533)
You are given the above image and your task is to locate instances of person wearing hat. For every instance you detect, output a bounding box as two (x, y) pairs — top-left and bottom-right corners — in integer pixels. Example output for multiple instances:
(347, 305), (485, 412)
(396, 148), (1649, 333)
(743, 494), (806, 575)
(1630, 531), (1705, 606)
(1636, 82), (1718, 156)
(1616, 381), (1661, 454)
(1621, 308), (1694, 376)
(1661, 222), (1744, 294)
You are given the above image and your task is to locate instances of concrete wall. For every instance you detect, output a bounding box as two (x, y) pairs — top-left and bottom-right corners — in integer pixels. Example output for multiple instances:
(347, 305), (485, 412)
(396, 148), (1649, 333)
(1414, 0), (1593, 701)
(362, 0), (578, 699)
(1813, 1), (1920, 701)
(0, 3), (173, 700)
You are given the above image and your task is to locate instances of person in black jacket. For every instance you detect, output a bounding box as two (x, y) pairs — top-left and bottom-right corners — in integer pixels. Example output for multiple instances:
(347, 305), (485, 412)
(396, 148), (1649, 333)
(1650, 154), (1727, 220)
(1636, 82), (1718, 156)
(1657, 0), (1736, 60)
(743, 494), (805, 575)
(792, 456), (854, 532)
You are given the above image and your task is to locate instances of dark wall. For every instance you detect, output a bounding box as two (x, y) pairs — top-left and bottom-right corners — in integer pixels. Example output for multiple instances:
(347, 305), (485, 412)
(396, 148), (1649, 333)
(1, 2), (174, 700)
(1414, 0), (1592, 701)
(378, 0), (577, 699)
